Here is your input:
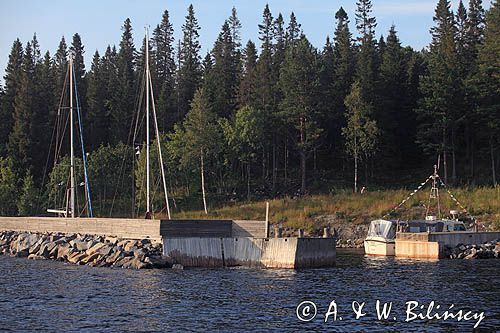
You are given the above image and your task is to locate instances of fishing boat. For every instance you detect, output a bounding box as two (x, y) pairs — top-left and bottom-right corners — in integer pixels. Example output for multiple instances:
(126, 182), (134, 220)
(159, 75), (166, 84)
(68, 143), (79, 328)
(364, 165), (469, 256)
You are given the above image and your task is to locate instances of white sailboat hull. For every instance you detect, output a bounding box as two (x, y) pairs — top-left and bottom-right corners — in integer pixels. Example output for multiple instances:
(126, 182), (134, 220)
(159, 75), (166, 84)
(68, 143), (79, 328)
(364, 236), (395, 256)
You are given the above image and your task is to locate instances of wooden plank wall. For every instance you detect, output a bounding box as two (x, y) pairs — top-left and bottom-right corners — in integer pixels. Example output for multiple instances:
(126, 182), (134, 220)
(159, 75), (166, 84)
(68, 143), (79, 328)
(0, 217), (161, 240)
(160, 220), (232, 237)
(232, 220), (267, 238)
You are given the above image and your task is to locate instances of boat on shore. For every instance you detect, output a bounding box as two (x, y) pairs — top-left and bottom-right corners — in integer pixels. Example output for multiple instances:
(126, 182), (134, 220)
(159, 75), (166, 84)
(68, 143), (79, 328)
(364, 165), (470, 256)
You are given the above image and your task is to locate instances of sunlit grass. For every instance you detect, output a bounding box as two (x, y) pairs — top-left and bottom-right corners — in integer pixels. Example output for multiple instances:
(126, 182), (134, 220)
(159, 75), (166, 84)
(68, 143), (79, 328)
(170, 187), (500, 232)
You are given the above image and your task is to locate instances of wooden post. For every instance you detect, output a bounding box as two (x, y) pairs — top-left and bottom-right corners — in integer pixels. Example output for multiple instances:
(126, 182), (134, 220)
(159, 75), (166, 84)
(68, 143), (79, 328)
(265, 201), (269, 238)
(298, 229), (304, 238)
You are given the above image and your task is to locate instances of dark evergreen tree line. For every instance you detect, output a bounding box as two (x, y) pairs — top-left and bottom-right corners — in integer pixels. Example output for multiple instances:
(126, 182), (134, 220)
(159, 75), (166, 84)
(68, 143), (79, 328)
(0, 0), (498, 216)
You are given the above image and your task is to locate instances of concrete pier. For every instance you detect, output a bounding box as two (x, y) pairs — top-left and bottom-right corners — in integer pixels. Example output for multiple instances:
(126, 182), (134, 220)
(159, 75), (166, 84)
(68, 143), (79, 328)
(395, 231), (500, 259)
(0, 217), (336, 268)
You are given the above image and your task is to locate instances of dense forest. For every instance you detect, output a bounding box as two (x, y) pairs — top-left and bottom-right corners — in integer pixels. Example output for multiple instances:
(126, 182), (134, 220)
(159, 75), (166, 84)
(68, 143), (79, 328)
(0, 0), (498, 217)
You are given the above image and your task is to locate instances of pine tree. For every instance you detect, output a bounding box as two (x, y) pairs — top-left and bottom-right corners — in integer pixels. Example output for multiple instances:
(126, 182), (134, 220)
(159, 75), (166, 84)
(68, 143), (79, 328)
(0, 39), (23, 156)
(279, 37), (321, 193)
(177, 4), (202, 119)
(153, 9), (177, 131)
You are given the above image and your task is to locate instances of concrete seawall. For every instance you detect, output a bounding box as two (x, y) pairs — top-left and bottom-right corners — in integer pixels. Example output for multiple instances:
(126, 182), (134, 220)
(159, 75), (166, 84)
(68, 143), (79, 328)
(0, 217), (336, 268)
(0, 217), (162, 241)
(163, 237), (336, 268)
(396, 231), (500, 259)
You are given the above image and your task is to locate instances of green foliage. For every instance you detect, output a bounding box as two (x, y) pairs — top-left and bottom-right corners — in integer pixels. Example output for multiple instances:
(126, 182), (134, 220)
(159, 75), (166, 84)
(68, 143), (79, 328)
(0, 157), (17, 216)
(88, 143), (133, 215)
(46, 156), (84, 212)
(342, 81), (378, 161)
(17, 171), (38, 216)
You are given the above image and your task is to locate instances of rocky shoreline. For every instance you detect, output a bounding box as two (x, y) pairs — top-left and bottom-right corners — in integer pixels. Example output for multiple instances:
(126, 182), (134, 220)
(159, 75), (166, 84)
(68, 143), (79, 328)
(0, 231), (176, 269)
(447, 239), (500, 259)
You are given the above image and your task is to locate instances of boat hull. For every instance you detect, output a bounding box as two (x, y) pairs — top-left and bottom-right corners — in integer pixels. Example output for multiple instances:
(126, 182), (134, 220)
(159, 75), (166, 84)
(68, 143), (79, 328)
(364, 237), (395, 256)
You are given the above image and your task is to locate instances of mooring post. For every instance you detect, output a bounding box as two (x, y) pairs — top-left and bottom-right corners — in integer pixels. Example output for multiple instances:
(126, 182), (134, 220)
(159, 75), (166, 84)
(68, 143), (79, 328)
(274, 226), (283, 238)
(323, 227), (330, 238)
(298, 229), (304, 238)
(265, 201), (270, 238)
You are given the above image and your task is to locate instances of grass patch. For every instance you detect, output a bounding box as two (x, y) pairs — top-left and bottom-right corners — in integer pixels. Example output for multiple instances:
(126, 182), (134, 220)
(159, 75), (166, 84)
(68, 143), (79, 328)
(170, 187), (500, 231)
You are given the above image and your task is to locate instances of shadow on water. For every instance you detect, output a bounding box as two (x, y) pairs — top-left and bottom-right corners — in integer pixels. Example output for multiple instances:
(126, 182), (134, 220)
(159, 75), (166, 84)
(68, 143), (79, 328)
(0, 251), (498, 332)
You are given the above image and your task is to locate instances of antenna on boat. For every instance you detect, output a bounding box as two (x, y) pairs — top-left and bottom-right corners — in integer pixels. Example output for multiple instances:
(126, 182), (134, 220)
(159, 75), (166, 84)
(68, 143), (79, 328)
(426, 164), (441, 219)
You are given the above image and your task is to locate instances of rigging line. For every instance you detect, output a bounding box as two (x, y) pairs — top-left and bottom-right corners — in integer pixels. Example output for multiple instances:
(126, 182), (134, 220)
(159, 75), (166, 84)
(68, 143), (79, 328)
(54, 66), (70, 164)
(108, 66), (146, 217)
(72, 64), (93, 217)
(383, 175), (433, 218)
(148, 69), (171, 219)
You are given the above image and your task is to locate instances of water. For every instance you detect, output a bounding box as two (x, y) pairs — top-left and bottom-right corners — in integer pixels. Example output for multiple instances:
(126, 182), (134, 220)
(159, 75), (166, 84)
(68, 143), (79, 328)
(0, 250), (498, 332)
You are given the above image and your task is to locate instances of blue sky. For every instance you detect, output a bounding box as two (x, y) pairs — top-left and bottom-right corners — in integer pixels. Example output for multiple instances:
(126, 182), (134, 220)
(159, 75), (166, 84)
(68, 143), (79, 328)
(0, 0), (482, 83)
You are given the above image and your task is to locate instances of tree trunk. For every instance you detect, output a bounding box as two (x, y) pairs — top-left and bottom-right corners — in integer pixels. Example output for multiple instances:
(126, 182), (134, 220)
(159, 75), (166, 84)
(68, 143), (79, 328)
(272, 140), (276, 193)
(247, 163), (251, 201)
(354, 152), (358, 193)
(452, 127), (456, 183)
(284, 139), (288, 186)
(300, 117), (306, 193)
(491, 135), (497, 187)
(442, 128), (448, 184)
(200, 149), (208, 214)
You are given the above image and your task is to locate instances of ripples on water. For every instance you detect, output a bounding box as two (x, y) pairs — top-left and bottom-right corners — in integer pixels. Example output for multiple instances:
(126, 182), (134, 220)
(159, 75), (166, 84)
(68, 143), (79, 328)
(0, 250), (498, 332)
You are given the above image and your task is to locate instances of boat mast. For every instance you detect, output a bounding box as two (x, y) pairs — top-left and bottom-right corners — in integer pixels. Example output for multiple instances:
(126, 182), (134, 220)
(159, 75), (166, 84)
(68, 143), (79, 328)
(146, 28), (151, 216)
(69, 55), (75, 218)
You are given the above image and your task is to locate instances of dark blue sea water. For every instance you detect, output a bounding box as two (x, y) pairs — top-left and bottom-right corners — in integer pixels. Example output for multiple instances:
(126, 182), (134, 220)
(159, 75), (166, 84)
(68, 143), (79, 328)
(0, 250), (498, 332)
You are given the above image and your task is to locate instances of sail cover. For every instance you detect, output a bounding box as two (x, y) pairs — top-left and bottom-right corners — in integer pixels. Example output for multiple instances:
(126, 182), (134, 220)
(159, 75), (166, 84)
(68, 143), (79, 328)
(367, 219), (396, 239)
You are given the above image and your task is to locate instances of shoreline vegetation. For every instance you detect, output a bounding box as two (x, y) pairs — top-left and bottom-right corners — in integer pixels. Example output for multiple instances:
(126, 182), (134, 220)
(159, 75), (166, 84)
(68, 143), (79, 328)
(173, 187), (500, 241)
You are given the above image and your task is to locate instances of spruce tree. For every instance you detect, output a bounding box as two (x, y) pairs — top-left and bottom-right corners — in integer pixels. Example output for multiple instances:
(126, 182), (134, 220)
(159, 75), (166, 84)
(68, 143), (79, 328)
(0, 39), (23, 156)
(416, 0), (458, 183)
(8, 41), (35, 179)
(177, 4), (202, 120)
(53, 36), (68, 102)
(378, 25), (408, 163)
(355, 0), (377, 100)
(279, 37), (321, 193)
(153, 9), (177, 131)
(112, 18), (136, 144)
(238, 40), (258, 107)
(86, 50), (109, 149)
(204, 21), (239, 118)
(474, 0), (500, 185)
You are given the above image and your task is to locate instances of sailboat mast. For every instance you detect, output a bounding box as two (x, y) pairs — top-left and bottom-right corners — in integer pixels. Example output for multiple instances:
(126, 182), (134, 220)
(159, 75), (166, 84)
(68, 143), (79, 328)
(146, 28), (151, 215)
(69, 56), (75, 218)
